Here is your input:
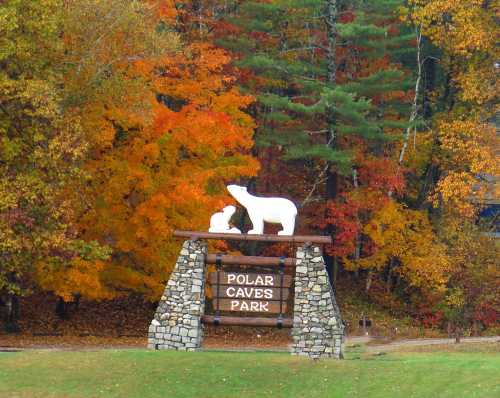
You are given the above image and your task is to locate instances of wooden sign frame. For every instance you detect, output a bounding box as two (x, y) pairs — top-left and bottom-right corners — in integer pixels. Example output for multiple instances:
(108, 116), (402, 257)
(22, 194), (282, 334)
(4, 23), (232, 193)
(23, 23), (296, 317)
(210, 270), (291, 315)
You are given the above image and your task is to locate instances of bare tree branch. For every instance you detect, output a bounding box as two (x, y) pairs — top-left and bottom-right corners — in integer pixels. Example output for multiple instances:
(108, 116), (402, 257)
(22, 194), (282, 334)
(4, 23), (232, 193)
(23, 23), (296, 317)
(301, 134), (335, 207)
(399, 25), (423, 165)
(301, 164), (329, 207)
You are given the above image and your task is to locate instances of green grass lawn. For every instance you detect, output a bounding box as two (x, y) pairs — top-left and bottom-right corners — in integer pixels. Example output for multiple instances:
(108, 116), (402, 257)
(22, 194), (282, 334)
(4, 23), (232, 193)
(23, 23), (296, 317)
(0, 344), (499, 398)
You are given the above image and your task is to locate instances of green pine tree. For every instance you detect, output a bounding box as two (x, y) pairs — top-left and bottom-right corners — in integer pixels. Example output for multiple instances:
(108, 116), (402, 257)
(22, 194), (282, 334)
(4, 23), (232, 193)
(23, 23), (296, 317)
(219, 0), (415, 199)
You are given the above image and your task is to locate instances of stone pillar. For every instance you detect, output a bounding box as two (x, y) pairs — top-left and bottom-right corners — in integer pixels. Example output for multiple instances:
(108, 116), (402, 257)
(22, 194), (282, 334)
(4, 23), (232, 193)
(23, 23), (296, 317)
(148, 239), (207, 351)
(291, 244), (345, 359)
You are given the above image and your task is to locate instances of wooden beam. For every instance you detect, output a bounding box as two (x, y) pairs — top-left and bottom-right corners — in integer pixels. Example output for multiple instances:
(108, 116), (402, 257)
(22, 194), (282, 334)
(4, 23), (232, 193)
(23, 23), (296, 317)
(201, 315), (293, 328)
(206, 254), (297, 267)
(173, 230), (332, 244)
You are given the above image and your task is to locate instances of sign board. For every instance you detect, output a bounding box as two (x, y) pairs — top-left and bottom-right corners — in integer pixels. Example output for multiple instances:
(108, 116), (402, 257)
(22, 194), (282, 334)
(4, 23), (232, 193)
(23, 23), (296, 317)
(209, 272), (292, 287)
(213, 286), (290, 300)
(212, 298), (288, 313)
(209, 271), (291, 314)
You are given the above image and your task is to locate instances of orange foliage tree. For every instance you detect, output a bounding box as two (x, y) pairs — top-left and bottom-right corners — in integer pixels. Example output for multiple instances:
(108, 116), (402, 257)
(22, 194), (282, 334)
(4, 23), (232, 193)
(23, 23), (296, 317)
(75, 2), (258, 300)
(34, 1), (258, 302)
(34, 0), (178, 301)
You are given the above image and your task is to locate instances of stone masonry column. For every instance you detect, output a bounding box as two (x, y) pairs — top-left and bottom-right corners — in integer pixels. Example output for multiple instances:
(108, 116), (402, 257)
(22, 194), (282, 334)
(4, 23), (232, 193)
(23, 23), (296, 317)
(148, 239), (207, 351)
(291, 244), (345, 359)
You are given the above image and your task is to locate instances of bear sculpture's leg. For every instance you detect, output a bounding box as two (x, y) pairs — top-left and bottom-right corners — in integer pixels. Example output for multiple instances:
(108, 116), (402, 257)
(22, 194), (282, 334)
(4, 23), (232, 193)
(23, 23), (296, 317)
(247, 212), (264, 235)
(278, 215), (296, 235)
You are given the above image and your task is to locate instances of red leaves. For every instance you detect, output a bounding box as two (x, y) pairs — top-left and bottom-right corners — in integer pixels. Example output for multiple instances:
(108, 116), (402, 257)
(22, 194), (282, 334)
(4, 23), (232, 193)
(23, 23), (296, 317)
(474, 303), (498, 327)
(322, 197), (362, 257)
(357, 157), (405, 196)
(321, 157), (405, 257)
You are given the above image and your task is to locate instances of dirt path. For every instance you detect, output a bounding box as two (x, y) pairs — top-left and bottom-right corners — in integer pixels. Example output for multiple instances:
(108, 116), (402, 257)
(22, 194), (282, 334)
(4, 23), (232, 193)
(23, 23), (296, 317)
(364, 336), (500, 352)
(1, 335), (498, 353)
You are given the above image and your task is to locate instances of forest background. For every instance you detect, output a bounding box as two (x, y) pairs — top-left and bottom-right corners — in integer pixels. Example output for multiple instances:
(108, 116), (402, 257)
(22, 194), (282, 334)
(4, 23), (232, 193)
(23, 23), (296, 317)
(0, 0), (498, 339)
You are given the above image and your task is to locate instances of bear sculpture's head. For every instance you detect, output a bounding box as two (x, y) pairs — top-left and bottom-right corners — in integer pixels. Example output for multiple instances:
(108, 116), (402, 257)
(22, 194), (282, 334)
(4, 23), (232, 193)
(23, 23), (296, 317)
(226, 184), (247, 199)
(222, 205), (236, 215)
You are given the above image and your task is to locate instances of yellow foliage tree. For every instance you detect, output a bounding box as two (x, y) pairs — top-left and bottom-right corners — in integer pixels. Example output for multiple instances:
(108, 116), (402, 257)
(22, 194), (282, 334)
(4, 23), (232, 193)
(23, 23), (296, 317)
(433, 117), (499, 217)
(0, 0), (110, 303)
(408, 0), (499, 218)
(407, 0), (499, 105)
(346, 202), (451, 293)
(30, 0), (180, 302)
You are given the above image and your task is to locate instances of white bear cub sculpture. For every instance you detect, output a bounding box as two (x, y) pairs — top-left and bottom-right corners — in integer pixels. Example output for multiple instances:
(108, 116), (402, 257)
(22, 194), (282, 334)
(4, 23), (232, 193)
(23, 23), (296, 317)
(227, 185), (297, 235)
(208, 205), (241, 234)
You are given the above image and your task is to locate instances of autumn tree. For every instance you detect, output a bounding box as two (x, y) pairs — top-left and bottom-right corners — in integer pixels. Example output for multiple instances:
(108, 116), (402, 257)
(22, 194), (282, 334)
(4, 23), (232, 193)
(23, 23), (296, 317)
(0, 0), (109, 328)
(345, 202), (450, 294)
(219, 0), (431, 284)
(222, 0), (413, 187)
(406, 0), (499, 217)
(72, 1), (259, 300)
(437, 220), (499, 338)
(2, 0), (496, 335)
(402, 0), (499, 331)
(28, 0), (180, 304)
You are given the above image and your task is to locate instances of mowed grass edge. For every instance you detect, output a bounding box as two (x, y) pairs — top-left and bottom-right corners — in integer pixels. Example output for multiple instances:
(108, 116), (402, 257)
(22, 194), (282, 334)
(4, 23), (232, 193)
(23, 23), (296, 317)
(0, 344), (499, 398)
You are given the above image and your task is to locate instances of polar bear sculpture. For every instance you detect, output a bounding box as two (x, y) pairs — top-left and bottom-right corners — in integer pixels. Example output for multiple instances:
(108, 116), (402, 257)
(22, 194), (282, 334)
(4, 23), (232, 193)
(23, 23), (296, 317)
(208, 205), (241, 234)
(227, 185), (297, 235)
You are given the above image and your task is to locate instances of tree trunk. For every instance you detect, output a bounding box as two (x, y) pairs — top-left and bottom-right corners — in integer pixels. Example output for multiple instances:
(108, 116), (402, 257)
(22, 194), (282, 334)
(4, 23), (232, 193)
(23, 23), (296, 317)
(442, 68), (456, 112)
(417, 162), (440, 209)
(325, 0), (337, 84)
(55, 296), (69, 320)
(333, 256), (339, 285)
(322, 0), (339, 285)
(353, 169), (361, 279)
(386, 258), (394, 293)
(324, 0), (338, 201)
(325, 255), (334, 286)
(4, 294), (20, 333)
(454, 326), (462, 344)
(74, 293), (81, 310)
(399, 27), (422, 165)
(422, 52), (436, 119)
(365, 271), (373, 292)
(472, 320), (481, 336)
